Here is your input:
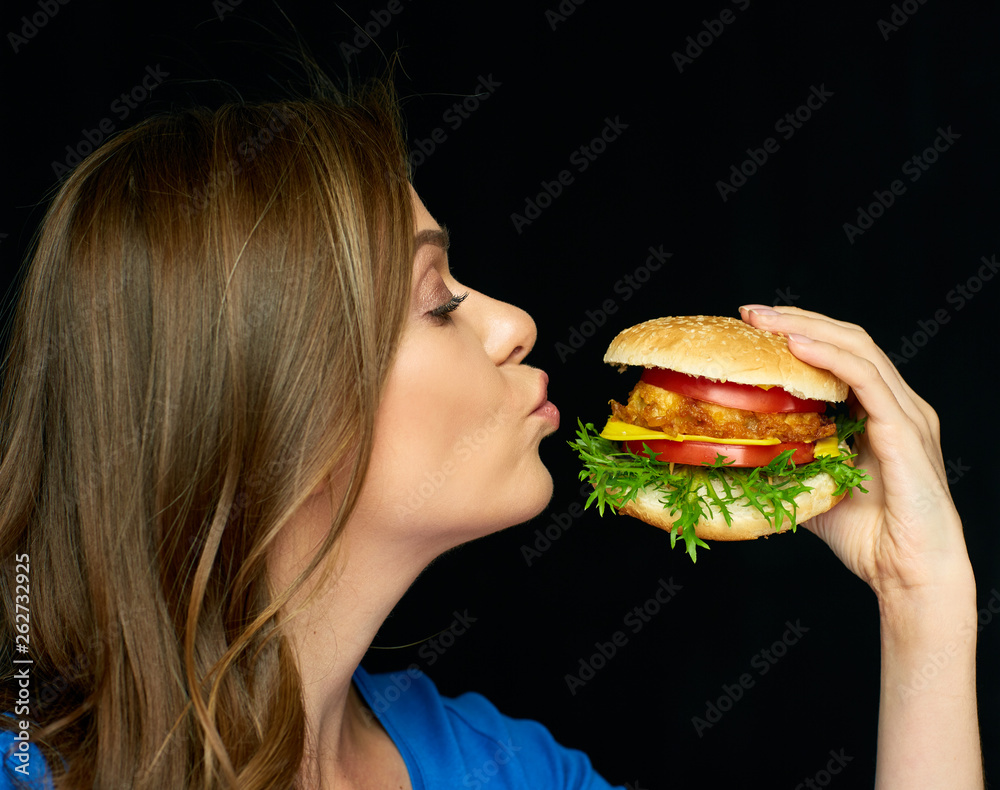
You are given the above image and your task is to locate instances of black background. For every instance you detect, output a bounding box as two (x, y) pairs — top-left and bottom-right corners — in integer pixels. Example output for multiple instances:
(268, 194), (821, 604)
(3, 1), (998, 788)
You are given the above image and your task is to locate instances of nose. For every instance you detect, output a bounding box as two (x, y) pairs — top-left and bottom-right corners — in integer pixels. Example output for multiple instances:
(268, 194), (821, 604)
(476, 291), (538, 365)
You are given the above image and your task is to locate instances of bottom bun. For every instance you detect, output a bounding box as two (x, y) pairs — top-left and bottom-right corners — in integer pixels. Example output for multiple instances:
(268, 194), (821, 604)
(618, 467), (847, 542)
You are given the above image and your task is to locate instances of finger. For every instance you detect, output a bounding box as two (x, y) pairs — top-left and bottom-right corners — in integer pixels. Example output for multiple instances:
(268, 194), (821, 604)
(739, 303), (860, 333)
(738, 305), (940, 446)
(769, 306), (941, 448)
(740, 305), (896, 380)
(774, 332), (948, 488)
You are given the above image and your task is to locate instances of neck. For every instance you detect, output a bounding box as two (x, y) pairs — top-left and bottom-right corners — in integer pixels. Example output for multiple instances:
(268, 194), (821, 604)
(273, 488), (439, 785)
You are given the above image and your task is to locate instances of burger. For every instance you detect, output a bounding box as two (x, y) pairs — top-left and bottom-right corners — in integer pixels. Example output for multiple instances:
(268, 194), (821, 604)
(570, 315), (869, 560)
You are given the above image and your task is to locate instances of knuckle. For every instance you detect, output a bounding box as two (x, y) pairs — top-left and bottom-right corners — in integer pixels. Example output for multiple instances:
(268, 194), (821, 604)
(921, 403), (942, 440)
(849, 324), (872, 343)
(856, 356), (880, 381)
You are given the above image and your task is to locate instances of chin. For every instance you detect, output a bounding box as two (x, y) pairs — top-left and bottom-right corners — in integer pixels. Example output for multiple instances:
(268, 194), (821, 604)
(509, 471), (555, 526)
(452, 468), (556, 545)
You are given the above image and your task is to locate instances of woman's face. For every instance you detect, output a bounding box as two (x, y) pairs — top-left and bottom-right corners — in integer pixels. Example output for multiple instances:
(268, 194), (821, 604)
(353, 189), (559, 550)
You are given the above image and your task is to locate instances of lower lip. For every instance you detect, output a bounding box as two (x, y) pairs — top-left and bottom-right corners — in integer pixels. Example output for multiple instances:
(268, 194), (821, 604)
(531, 400), (560, 428)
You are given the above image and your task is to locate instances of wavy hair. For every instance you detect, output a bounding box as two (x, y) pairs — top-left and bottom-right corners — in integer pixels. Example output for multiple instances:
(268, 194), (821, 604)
(0, 81), (414, 788)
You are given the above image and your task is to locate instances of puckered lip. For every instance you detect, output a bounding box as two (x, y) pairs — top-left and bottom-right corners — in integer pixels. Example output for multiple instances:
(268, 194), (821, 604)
(528, 369), (560, 429)
(529, 370), (550, 414)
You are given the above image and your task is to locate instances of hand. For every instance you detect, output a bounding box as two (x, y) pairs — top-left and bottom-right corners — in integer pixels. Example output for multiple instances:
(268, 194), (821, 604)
(738, 305), (974, 601)
(740, 305), (982, 790)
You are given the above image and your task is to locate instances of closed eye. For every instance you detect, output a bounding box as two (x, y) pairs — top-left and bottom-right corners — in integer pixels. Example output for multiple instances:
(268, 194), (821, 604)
(430, 291), (469, 320)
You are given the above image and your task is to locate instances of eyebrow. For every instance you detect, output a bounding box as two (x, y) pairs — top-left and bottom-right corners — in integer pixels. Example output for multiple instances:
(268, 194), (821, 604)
(414, 226), (450, 253)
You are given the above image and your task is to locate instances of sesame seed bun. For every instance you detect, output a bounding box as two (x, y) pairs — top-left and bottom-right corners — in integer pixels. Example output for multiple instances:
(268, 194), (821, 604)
(603, 315), (848, 403)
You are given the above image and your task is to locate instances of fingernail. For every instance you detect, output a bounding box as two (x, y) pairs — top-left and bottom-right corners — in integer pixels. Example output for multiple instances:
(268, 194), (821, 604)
(788, 333), (814, 343)
(740, 305), (780, 317)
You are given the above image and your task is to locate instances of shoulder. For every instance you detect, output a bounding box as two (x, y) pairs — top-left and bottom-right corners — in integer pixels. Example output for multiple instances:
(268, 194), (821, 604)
(0, 726), (53, 789)
(354, 665), (622, 789)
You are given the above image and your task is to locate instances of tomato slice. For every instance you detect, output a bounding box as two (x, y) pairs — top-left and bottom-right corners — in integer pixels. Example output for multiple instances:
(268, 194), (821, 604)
(625, 439), (815, 467)
(640, 369), (826, 414)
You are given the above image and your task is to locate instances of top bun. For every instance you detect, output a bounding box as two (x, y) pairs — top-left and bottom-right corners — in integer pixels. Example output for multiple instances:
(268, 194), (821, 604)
(603, 315), (848, 403)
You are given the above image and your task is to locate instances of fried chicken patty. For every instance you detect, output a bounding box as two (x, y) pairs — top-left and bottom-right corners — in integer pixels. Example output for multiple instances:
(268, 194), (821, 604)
(610, 381), (836, 444)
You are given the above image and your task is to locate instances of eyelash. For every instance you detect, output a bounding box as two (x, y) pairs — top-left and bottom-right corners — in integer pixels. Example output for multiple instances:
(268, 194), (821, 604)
(430, 291), (468, 320)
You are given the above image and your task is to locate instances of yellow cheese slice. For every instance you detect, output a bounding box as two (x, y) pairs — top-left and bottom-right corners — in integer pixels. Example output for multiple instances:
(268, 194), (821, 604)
(813, 436), (841, 457)
(598, 418), (781, 446)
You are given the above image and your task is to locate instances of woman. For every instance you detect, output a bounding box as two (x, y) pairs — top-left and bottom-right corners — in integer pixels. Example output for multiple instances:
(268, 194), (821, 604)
(0, 80), (982, 788)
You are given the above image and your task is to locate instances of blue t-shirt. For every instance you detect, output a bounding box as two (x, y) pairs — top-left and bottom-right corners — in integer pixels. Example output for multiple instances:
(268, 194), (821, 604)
(354, 664), (620, 788)
(0, 719), (51, 789)
(0, 667), (620, 788)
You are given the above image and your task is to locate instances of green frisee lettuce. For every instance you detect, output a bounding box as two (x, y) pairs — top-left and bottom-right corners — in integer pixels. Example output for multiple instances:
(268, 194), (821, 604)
(568, 414), (870, 562)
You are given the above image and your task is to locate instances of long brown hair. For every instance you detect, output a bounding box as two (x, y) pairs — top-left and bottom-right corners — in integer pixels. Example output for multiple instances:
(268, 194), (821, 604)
(0, 80), (414, 788)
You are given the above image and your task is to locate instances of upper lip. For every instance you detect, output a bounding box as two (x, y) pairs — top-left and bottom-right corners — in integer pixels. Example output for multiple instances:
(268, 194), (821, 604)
(530, 370), (550, 413)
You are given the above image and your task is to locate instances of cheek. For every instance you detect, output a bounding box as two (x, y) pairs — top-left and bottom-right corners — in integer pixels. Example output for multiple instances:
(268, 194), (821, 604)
(365, 330), (538, 525)
(375, 330), (508, 469)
